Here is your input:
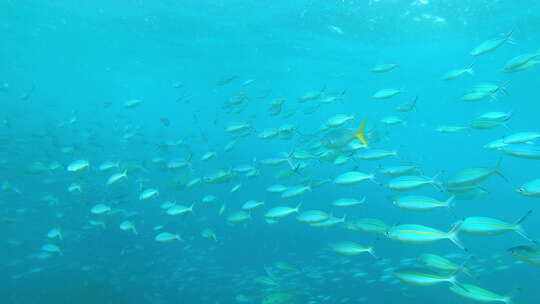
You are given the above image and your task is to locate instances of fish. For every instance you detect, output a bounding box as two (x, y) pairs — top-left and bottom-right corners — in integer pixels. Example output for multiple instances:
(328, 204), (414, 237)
(441, 63), (475, 80)
(154, 232), (182, 242)
(502, 51), (540, 72)
(449, 283), (517, 304)
(517, 178), (540, 197)
(460, 210), (536, 243)
(90, 204), (111, 215)
(418, 253), (473, 276)
(296, 210), (330, 223)
(334, 171), (376, 185)
(356, 149), (397, 160)
(227, 211), (251, 223)
(332, 197), (366, 208)
(106, 171), (128, 185)
(124, 99), (142, 108)
(331, 242), (377, 258)
(503, 131), (540, 144)
(47, 228), (62, 240)
(391, 195), (455, 211)
(241, 200), (265, 211)
(67, 160), (90, 172)
(387, 222), (466, 250)
(436, 125), (469, 133)
(508, 245), (540, 266)
(119, 220), (137, 235)
(394, 268), (464, 288)
(380, 164), (421, 176)
(348, 218), (389, 235)
(280, 185), (310, 199)
(325, 114), (354, 128)
(470, 29), (514, 56)
(501, 144), (540, 159)
(387, 174), (441, 191)
(139, 188), (159, 200)
(372, 63), (399, 73)
(264, 203), (301, 219)
(446, 160), (505, 187)
(373, 88), (403, 99)
(167, 204), (194, 216)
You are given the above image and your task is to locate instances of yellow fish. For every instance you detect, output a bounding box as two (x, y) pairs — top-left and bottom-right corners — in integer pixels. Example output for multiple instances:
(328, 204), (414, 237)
(354, 119), (369, 147)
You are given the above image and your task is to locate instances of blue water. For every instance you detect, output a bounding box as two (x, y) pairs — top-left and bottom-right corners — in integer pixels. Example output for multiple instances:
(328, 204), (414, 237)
(2, 1), (540, 303)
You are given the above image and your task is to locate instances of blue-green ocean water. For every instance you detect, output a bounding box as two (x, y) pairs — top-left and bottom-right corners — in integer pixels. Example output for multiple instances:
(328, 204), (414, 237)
(1, 1), (540, 303)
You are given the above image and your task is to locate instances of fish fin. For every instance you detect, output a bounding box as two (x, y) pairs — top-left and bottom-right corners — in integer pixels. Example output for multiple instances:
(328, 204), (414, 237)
(354, 119), (369, 147)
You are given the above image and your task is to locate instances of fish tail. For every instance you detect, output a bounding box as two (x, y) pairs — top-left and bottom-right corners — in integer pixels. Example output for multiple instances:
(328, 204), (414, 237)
(446, 195), (456, 208)
(494, 157), (509, 183)
(367, 247), (378, 259)
(514, 210), (536, 242)
(133, 226), (138, 235)
(448, 221), (467, 251)
(354, 119), (369, 147)
(295, 202), (302, 213)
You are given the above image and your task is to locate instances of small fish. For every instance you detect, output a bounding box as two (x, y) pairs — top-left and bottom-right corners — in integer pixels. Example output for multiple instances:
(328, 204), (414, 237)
(470, 29), (514, 56)
(348, 218), (389, 235)
(332, 197), (366, 208)
(99, 161), (119, 171)
(394, 268), (464, 288)
(281, 185), (310, 199)
(296, 210), (330, 224)
(124, 99), (142, 108)
(67, 183), (82, 193)
(387, 174), (441, 191)
(331, 242), (377, 258)
(90, 204), (111, 215)
(325, 114), (354, 128)
(441, 63), (474, 80)
(264, 203), (301, 219)
(139, 188), (159, 200)
(373, 88), (403, 99)
(501, 144), (540, 159)
(154, 232), (182, 242)
(418, 253), (472, 276)
(266, 184), (288, 193)
(242, 200), (265, 211)
(392, 195), (455, 211)
(508, 245), (540, 266)
(227, 211), (251, 223)
(436, 125), (469, 134)
(310, 215), (346, 228)
(503, 131), (540, 144)
(502, 51), (540, 72)
(47, 228), (63, 240)
(517, 178), (540, 197)
(167, 204), (194, 216)
(334, 171), (376, 186)
(449, 283), (517, 304)
(201, 228), (217, 241)
(372, 63), (399, 73)
(41, 244), (63, 255)
(119, 220), (137, 235)
(357, 149), (397, 160)
(460, 210), (535, 243)
(387, 222), (466, 250)
(380, 165), (421, 176)
(67, 160), (90, 172)
(446, 160), (505, 187)
(106, 171), (128, 185)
